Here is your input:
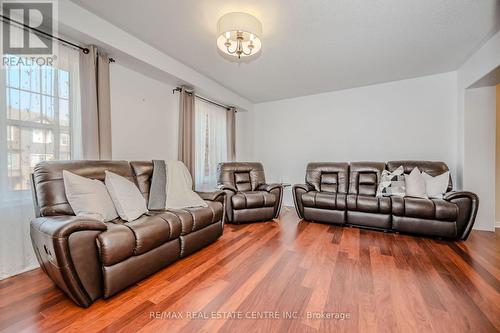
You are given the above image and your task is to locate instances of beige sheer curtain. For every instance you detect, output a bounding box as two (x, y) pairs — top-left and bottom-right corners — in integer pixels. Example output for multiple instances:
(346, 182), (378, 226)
(178, 86), (196, 175)
(79, 45), (112, 160)
(226, 107), (236, 161)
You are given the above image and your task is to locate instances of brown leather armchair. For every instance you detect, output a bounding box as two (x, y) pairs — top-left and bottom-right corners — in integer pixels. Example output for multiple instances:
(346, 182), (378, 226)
(217, 162), (283, 223)
(293, 161), (479, 240)
(30, 160), (225, 307)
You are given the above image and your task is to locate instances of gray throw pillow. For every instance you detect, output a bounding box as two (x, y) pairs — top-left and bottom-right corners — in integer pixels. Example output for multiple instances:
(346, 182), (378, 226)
(376, 166), (406, 197)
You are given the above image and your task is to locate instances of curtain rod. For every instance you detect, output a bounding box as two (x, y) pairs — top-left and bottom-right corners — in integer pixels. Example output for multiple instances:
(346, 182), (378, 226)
(0, 14), (116, 63)
(1, 14), (89, 53)
(172, 87), (235, 111)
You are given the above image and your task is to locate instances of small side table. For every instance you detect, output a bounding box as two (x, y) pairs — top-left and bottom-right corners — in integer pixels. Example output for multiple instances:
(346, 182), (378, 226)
(278, 183), (292, 213)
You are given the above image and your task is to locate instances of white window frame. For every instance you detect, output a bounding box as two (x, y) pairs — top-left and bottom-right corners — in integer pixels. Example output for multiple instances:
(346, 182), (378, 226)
(1, 58), (74, 198)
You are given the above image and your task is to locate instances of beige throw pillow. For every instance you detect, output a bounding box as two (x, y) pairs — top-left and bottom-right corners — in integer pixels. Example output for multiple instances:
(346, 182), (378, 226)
(63, 170), (118, 222)
(105, 171), (148, 221)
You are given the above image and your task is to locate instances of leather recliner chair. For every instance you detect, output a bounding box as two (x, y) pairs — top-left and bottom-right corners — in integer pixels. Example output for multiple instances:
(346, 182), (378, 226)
(293, 161), (478, 240)
(29, 160), (226, 307)
(217, 162), (283, 223)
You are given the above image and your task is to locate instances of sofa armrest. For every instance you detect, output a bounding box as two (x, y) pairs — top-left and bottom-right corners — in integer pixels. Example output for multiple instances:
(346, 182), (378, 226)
(256, 183), (283, 192)
(217, 185), (238, 222)
(443, 191), (479, 240)
(293, 184), (313, 193)
(31, 215), (108, 238)
(256, 183), (284, 218)
(292, 184), (313, 219)
(218, 184), (237, 193)
(197, 191), (227, 223)
(30, 216), (107, 307)
(197, 190), (226, 202)
(443, 191), (478, 202)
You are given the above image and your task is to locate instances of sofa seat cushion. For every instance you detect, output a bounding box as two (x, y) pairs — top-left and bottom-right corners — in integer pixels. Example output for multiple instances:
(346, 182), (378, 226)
(391, 197), (458, 221)
(301, 191), (346, 210)
(124, 212), (182, 255)
(346, 194), (391, 214)
(169, 201), (224, 235)
(97, 212), (183, 265)
(231, 191), (276, 210)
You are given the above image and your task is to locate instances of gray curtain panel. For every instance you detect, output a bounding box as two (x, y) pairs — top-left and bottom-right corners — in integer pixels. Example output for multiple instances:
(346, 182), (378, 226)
(178, 86), (196, 176)
(80, 45), (112, 160)
(226, 107), (236, 161)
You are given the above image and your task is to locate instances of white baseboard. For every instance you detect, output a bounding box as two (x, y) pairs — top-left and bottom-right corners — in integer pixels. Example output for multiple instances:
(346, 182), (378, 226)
(0, 264), (39, 281)
(496, 221), (500, 229)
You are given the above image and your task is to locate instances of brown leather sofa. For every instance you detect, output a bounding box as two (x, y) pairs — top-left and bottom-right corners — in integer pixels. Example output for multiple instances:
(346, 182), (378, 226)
(29, 160), (226, 307)
(293, 161), (478, 240)
(217, 162), (283, 223)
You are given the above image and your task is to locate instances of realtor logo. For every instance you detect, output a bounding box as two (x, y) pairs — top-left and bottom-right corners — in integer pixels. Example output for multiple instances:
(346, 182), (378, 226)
(2, 1), (53, 55)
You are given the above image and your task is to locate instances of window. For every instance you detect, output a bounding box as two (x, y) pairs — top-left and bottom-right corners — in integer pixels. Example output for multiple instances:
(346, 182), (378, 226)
(1, 48), (81, 194)
(194, 99), (228, 191)
(0, 27), (82, 284)
(60, 132), (70, 146)
(3, 62), (70, 191)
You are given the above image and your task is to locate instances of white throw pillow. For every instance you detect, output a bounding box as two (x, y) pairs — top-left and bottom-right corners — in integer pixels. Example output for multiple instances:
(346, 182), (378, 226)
(422, 171), (450, 199)
(63, 170), (118, 222)
(405, 167), (427, 198)
(105, 171), (148, 221)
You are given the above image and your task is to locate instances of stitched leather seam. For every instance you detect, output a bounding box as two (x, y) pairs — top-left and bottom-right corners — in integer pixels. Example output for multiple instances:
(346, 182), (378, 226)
(431, 200), (436, 220)
(177, 209), (190, 234)
(158, 214), (173, 240)
(120, 222), (140, 255)
(187, 209), (196, 232)
(207, 203), (215, 223)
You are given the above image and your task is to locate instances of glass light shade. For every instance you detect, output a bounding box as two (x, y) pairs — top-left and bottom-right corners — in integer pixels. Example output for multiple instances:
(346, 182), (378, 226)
(217, 12), (262, 59)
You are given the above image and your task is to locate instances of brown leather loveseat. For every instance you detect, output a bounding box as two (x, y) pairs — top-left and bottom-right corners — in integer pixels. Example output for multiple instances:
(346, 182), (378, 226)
(293, 161), (478, 240)
(217, 162), (283, 223)
(30, 160), (226, 307)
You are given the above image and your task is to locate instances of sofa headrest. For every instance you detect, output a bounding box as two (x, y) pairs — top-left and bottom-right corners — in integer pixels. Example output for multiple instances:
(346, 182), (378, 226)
(32, 160), (133, 217)
(348, 162), (386, 196)
(217, 162), (266, 191)
(305, 162), (349, 193)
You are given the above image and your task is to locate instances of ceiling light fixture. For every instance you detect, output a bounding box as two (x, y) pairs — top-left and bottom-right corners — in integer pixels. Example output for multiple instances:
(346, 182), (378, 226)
(217, 12), (262, 60)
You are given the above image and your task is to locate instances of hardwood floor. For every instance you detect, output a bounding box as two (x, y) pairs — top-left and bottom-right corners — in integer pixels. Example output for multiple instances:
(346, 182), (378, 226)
(1, 207), (499, 333)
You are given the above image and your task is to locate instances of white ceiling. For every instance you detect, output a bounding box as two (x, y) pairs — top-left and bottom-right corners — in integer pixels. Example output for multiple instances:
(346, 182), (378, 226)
(70, 0), (500, 103)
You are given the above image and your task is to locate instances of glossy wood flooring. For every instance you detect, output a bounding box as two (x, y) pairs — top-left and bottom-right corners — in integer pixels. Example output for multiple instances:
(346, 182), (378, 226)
(1, 207), (499, 333)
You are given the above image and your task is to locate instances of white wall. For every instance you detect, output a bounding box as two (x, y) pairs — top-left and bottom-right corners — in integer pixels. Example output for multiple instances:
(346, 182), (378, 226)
(253, 72), (458, 205)
(235, 110), (255, 161)
(457, 29), (500, 188)
(457, 30), (500, 231)
(110, 63), (251, 162)
(464, 87), (496, 231)
(110, 64), (179, 161)
(496, 85), (500, 226)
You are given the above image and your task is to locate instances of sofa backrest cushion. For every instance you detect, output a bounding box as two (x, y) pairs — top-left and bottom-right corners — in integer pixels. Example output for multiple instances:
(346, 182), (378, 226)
(387, 160), (452, 192)
(32, 160), (133, 217)
(305, 162), (349, 193)
(348, 162), (386, 196)
(217, 162), (266, 192)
